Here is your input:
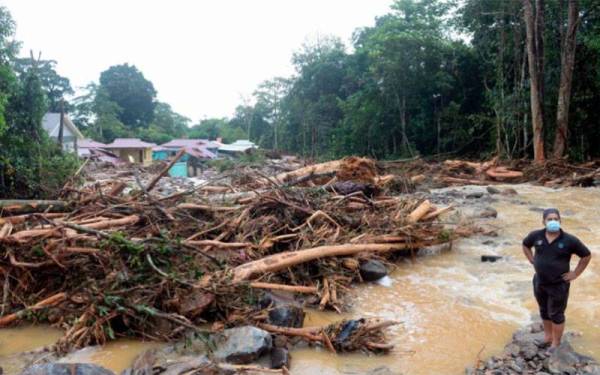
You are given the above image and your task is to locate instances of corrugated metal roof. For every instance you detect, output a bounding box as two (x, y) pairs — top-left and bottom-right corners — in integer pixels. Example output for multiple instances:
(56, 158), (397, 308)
(161, 139), (208, 148)
(79, 139), (108, 149)
(152, 146), (171, 152)
(185, 146), (216, 159)
(218, 140), (258, 153)
(105, 138), (156, 148)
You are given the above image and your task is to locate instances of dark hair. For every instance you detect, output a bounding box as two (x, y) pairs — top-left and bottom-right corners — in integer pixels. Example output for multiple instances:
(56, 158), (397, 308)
(543, 208), (561, 220)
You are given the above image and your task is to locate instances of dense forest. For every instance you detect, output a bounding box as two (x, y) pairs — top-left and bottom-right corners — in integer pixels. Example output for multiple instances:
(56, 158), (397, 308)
(1, 0), (600, 196)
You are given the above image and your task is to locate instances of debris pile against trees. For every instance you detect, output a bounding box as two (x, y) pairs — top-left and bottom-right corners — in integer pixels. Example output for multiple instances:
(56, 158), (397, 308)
(0, 156), (462, 362)
(382, 156), (600, 188)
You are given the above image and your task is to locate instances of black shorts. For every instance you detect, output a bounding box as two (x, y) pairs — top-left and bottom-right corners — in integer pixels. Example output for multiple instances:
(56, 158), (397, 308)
(533, 275), (570, 324)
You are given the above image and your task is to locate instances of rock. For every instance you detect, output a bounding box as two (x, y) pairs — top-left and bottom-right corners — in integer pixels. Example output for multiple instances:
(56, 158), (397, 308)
(334, 319), (362, 346)
(486, 186), (501, 195)
(258, 293), (274, 309)
(535, 372), (551, 375)
(521, 343), (539, 360)
(481, 255), (503, 263)
(582, 364), (600, 374)
(359, 260), (387, 281)
(509, 362), (523, 373)
(529, 207), (545, 213)
(482, 240), (496, 245)
(273, 335), (288, 348)
(512, 329), (546, 347)
(20, 364), (115, 375)
(213, 326), (272, 364)
(268, 305), (305, 328)
(487, 359), (499, 369)
(480, 207), (498, 218)
(501, 188), (518, 196)
(548, 342), (596, 375)
(157, 356), (210, 375)
(270, 348), (290, 369)
(466, 192), (484, 199)
(504, 343), (520, 357)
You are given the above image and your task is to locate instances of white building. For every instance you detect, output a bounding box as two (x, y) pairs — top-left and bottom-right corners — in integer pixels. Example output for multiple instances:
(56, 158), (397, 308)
(41, 113), (84, 152)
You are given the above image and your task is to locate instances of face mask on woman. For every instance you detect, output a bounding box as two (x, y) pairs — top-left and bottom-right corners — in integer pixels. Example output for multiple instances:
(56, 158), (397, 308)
(546, 220), (560, 232)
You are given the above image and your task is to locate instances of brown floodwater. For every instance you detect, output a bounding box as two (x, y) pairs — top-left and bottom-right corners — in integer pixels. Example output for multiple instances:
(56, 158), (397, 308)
(1, 184), (599, 375)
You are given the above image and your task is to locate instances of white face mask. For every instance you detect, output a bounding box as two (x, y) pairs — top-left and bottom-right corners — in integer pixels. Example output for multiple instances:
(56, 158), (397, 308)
(545, 220), (560, 232)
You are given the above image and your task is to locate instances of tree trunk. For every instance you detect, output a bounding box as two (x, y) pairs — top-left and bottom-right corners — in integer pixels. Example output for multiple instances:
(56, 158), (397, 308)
(523, 0), (545, 162)
(553, 0), (579, 159)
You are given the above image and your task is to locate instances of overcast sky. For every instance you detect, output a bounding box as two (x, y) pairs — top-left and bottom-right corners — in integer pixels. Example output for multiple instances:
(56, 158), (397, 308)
(3, 0), (393, 122)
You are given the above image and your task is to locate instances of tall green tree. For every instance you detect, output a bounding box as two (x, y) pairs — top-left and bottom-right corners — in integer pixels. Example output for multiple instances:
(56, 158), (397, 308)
(99, 64), (157, 128)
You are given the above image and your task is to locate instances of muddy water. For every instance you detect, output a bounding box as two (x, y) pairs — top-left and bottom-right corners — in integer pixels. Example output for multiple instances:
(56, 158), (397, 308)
(2, 184), (599, 375)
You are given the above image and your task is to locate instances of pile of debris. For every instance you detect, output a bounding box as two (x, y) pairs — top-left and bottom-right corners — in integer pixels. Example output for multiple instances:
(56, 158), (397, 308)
(0, 156), (465, 372)
(382, 157), (600, 189)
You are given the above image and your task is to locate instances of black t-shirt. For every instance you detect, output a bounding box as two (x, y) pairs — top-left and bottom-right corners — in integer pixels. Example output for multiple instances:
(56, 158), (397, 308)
(522, 229), (591, 285)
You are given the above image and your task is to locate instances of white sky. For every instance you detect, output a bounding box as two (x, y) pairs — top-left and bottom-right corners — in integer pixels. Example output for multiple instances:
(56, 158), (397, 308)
(2, 0), (393, 123)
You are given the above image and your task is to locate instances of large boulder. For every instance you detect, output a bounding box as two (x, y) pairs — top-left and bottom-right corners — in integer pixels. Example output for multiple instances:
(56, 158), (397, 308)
(359, 260), (387, 281)
(268, 305), (305, 328)
(212, 326), (272, 364)
(20, 364), (114, 375)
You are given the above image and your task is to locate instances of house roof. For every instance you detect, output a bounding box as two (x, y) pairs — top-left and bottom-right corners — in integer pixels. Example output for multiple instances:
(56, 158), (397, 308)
(185, 146), (217, 159)
(218, 139), (257, 153)
(79, 139), (108, 149)
(105, 138), (156, 149)
(42, 113), (84, 140)
(161, 139), (208, 148)
(152, 146), (171, 152)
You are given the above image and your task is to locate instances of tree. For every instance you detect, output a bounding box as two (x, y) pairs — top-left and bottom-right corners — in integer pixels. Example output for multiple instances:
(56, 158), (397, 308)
(72, 83), (129, 143)
(523, 0), (546, 162)
(254, 77), (289, 151)
(99, 64), (157, 128)
(553, 0), (580, 158)
(188, 118), (227, 140)
(13, 58), (74, 112)
(0, 6), (19, 64)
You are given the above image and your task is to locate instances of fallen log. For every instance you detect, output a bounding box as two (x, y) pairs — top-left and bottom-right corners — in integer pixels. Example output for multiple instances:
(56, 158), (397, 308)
(232, 243), (426, 282)
(0, 292), (66, 326)
(185, 240), (251, 249)
(272, 160), (343, 184)
(249, 282), (318, 294)
(107, 181), (127, 197)
(144, 148), (186, 193)
(407, 200), (433, 223)
(8, 215), (140, 241)
(437, 176), (492, 185)
(485, 167), (523, 181)
(176, 203), (241, 212)
(0, 200), (73, 215)
(0, 212), (65, 226)
(422, 205), (453, 220)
